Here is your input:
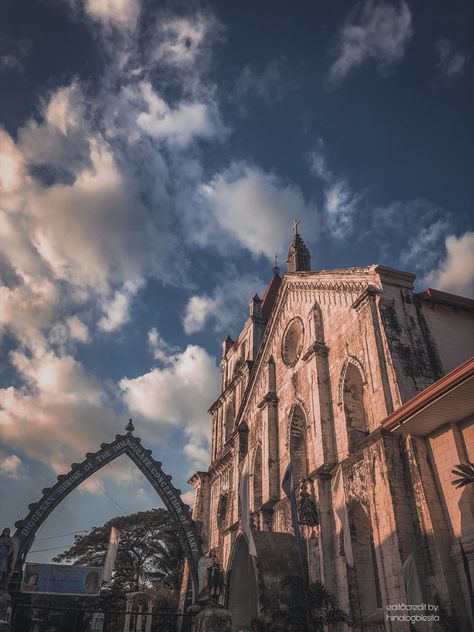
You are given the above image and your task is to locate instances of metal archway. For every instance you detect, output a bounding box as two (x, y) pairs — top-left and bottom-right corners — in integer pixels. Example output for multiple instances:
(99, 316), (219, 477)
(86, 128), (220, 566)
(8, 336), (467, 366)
(12, 422), (201, 598)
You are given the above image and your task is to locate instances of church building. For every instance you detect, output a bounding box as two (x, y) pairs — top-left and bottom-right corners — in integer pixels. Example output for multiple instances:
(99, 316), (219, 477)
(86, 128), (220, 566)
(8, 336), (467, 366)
(187, 225), (474, 631)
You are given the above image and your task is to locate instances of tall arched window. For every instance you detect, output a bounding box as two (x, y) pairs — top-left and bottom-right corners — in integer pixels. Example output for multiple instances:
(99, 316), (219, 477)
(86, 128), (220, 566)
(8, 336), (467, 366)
(349, 501), (382, 621)
(343, 364), (368, 453)
(289, 405), (308, 483)
(225, 401), (235, 441)
(313, 301), (325, 343)
(252, 444), (263, 509)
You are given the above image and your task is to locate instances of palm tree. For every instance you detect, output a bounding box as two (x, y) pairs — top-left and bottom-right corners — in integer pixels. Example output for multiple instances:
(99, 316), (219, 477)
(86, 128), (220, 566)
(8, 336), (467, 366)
(451, 461), (474, 488)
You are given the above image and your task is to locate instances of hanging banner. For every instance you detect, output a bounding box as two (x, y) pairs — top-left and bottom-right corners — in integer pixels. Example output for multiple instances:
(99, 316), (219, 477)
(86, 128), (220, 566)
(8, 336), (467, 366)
(103, 526), (120, 582)
(21, 563), (103, 596)
(238, 455), (257, 557)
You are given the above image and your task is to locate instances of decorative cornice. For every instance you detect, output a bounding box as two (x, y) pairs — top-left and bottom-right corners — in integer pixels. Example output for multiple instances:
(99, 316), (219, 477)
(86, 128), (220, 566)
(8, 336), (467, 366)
(351, 284), (382, 310)
(257, 392), (278, 409)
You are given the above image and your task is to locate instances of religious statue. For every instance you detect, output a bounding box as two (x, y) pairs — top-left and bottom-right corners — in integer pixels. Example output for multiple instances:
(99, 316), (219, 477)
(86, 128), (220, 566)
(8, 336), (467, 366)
(296, 479), (319, 527)
(0, 528), (13, 589)
(206, 555), (224, 603)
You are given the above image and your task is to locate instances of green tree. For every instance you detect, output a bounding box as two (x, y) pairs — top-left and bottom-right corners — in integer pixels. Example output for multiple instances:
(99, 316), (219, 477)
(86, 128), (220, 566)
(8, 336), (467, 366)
(53, 509), (184, 595)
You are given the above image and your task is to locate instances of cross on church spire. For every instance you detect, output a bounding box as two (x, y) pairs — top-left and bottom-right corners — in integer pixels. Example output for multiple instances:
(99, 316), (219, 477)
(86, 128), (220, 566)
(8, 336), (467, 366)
(287, 219), (311, 272)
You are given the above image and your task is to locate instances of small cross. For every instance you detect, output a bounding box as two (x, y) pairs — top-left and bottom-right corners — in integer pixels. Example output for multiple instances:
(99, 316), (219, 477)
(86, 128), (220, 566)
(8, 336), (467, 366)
(292, 219), (300, 235)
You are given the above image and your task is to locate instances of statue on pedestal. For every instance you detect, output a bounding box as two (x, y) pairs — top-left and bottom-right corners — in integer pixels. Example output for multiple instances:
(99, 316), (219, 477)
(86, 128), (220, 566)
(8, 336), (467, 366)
(0, 529), (13, 590)
(207, 556), (224, 603)
(296, 479), (319, 527)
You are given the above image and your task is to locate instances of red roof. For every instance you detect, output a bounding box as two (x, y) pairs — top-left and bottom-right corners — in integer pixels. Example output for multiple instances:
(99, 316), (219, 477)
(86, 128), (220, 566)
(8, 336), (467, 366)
(261, 273), (282, 321)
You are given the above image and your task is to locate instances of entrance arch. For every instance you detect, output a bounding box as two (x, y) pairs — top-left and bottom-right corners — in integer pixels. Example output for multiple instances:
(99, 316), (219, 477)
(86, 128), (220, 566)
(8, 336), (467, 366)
(11, 422), (202, 599)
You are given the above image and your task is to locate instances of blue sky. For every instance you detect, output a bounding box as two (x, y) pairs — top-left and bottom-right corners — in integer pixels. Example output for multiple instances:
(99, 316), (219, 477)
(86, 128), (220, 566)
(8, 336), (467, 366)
(0, 0), (473, 561)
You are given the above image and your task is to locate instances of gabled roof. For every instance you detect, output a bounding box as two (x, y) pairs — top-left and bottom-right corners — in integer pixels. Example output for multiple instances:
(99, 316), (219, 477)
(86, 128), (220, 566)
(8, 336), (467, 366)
(261, 272), (282, 321)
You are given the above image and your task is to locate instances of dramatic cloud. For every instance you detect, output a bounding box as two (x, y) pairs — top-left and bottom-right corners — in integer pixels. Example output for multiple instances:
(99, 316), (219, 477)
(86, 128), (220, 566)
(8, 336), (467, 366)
(329, 0), (413, 85)
(424, 232), (474, 298)
(0, 348), (118, 474)
(401, 219), (452, 270)
(183, 272), (265, 334)
(371, 198), (452, 271)
(436, 38), (465, 79)
(198, 162), (317, 259)
(119, 344), (219, 468)
(309, 140), (362, 239)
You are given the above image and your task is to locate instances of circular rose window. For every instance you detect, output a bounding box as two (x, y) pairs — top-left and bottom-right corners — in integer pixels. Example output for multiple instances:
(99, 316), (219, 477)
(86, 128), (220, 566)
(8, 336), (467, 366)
(281, 318), (304, 367)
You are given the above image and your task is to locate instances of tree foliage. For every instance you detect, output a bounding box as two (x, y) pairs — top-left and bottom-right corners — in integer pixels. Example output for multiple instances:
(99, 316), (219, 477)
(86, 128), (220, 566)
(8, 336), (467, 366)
(451, 461), (474, 488)
(53, 509), (184, 595)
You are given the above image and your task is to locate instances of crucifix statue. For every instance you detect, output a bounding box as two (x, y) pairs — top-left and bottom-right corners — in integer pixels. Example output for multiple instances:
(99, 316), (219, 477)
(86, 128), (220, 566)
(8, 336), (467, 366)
(292, 218), (300, 235)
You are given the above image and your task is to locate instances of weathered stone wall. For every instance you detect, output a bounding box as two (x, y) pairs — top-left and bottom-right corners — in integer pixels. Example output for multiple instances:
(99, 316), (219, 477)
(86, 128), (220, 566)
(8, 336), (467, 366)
(419, 302), (474, 373)
(194, 264), (474, 630)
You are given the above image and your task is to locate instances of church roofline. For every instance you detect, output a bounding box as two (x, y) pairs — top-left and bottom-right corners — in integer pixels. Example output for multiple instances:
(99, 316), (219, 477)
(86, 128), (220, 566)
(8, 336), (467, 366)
(415, 288), (474, 311)
(383, 356), (474, 435)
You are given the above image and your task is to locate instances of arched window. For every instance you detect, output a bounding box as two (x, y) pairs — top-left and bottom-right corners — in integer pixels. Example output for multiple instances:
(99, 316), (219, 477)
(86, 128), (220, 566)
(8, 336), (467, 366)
(252, 444), (263, 509)
(349, 502), (382, 621)
(225, 401), (235, 441)
(343, 364), (368, 453)
(289, 405), (308, 483)
(313, 301), (325, 342)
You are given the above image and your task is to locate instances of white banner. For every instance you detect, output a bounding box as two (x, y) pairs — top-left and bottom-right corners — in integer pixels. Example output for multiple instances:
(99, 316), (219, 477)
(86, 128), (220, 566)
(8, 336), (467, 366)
(103, 526), (120, 582)
(331, 465), (354, 567)
(238, 456), (257, 557)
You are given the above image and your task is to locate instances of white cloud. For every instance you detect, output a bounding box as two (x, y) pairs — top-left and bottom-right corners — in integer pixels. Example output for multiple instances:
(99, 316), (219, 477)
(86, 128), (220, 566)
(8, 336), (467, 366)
(0, 454), (22, 478)
(371, 198), (454, 272)
(120, 344), (219, 469)
(436, 38), (465, 79)
(148, 327), (179, 363)
(18, 82), (90, 170)
(183, 272), (265, 335)
(424, 232), (474, 298)
(329, 0), (413, 85)
(0, 348), (117, 474)
(198, 162), (317, 260)
(153, 15), (216, 68)
(309, 140), (361, 239)
(401, 219), (451, 269)
(181, 489), (194, 506)
(136, 81), (223, 146)
(66, 316), (90, 342)
(84, 0), (140, 30)
(98, 280), (142, 332)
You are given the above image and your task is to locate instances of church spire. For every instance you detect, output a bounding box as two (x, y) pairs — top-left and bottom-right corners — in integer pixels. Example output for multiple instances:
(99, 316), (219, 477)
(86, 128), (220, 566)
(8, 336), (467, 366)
(286, 219), (311, 272)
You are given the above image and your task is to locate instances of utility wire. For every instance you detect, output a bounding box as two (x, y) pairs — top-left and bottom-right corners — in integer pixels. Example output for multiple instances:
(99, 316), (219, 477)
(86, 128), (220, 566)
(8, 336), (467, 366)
(36, 530), (89, 541)
(29, 545), (77, 554)
(90, 478), (128, 513)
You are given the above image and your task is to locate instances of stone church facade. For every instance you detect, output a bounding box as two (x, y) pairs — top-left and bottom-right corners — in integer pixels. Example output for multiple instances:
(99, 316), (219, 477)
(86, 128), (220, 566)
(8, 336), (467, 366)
(188, 228), (474, 631)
